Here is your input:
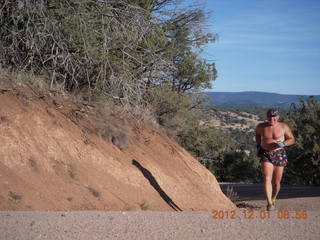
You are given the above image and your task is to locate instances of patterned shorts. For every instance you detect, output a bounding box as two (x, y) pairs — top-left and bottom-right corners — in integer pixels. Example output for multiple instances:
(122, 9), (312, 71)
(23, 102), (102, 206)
(258, 147), (288, 167)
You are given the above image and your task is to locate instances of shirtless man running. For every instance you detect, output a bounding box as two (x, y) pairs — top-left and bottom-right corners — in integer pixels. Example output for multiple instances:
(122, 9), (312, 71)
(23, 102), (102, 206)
(255, 109), (295, 211)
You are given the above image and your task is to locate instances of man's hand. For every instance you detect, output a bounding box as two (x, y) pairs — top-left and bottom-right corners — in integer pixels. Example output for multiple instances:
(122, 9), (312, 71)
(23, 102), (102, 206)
(269, 142), (281, 149)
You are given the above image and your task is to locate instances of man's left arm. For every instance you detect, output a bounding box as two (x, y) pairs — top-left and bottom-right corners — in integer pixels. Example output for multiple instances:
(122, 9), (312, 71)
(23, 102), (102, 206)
(283, 124), (295, 147)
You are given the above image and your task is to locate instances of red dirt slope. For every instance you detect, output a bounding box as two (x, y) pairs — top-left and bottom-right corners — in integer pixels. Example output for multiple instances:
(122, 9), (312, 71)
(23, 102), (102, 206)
(0, 77), (234, 211)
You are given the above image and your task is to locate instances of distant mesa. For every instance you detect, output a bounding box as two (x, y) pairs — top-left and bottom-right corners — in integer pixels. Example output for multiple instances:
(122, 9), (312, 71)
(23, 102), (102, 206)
(203, 91), (320, 108)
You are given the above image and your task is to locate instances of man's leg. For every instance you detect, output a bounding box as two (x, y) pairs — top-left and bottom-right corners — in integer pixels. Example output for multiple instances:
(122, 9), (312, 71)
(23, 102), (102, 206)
(271, 166), (284, 203)
(261, 161), (274, 206)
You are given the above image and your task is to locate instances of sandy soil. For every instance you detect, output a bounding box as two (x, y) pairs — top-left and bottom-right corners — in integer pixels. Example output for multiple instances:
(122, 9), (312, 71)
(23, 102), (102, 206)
(0, 77), (234, 211)
(1, 184), (319, 240)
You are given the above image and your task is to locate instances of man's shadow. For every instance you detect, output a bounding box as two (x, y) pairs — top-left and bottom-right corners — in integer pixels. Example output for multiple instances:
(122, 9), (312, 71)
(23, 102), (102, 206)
(132, 159), (182, 211)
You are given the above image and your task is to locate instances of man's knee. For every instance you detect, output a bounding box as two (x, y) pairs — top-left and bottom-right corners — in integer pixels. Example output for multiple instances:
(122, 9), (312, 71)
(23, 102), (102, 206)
(272, 181), (281, 188)
(264, 176), (272, 183)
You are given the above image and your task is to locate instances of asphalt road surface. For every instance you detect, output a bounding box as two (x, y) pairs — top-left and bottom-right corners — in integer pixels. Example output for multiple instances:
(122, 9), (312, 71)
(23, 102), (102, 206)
(1, 184), (319, 240)
(219, 183), (320, 210)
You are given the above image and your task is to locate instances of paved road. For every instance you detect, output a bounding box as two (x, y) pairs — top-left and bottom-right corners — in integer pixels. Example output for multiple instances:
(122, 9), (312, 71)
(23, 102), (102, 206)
(1, 184), (319, 240)
(220, 183), (320, 201)
(1, 210), (319, 240)
(220, 183), (320, 210)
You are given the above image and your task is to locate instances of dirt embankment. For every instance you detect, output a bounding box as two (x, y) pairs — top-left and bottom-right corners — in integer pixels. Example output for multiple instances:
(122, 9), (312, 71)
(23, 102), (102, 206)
(0, 76), (234, 211)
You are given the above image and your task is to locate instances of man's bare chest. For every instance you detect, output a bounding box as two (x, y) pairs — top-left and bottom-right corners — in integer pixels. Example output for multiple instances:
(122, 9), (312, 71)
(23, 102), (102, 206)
(261, 125), (285, 140)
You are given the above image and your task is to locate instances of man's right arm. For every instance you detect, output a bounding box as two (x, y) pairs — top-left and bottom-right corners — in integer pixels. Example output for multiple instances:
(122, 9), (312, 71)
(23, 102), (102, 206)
(283, 123), (295, 147)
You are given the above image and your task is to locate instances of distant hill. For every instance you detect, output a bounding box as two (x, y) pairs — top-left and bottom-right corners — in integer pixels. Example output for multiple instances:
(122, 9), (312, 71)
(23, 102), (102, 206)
(203, 91), (320, 108)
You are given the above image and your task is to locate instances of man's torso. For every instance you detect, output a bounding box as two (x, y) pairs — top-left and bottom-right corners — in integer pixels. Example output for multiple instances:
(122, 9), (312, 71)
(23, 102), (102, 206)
(258, 122), (285, 151)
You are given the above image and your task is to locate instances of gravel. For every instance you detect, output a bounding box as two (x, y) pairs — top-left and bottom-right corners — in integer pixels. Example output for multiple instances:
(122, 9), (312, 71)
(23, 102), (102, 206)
(1, 210), (319, 240)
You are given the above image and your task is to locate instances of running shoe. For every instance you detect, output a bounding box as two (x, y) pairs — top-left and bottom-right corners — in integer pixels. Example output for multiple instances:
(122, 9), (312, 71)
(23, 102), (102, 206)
(267, 203), (275, 211)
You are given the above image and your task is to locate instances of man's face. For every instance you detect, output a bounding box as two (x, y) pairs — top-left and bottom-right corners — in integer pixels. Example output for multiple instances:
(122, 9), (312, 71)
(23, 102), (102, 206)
(267, 114), (279, 126)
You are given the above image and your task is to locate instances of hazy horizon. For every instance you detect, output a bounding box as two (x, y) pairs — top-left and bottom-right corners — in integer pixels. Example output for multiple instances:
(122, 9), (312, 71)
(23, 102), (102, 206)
(203, 90), (320, 96)
(189, 0), (320, 95)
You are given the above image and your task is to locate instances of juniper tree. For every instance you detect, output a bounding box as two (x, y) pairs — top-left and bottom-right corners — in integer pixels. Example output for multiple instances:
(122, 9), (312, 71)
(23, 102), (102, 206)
(284, 97), (320, 185)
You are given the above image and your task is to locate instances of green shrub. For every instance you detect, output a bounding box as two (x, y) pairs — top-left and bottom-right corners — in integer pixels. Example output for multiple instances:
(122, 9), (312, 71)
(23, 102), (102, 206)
(283, 97), (320, 185)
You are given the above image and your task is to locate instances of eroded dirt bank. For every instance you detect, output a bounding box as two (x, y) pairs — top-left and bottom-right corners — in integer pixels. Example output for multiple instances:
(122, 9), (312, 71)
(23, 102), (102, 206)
(0, 77), (234, 211)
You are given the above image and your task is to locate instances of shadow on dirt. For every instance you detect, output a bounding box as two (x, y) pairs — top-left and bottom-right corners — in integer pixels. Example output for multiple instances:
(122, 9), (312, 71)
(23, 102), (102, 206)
(132, 159), (182, 211)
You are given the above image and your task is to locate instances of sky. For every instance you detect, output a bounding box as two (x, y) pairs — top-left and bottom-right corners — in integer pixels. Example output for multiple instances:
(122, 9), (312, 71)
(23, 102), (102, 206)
(188, 0), (320, 95)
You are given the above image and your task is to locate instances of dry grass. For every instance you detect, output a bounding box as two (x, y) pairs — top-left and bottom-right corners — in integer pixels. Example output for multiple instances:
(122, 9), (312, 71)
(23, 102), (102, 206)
(9, 191), (23, 202)
(66, 164), (76, 180)
(0, 68), (49, 92)
(204, 110), (259, 131)
(123, 206), (136, 211)
(87, 187), (101, 198)
(225, 186), (240, 203)
(93, 102), (131, 150)
(139, 201), (150, 211)
(28, 158), (39, 172)
(0, 116), (8, 123)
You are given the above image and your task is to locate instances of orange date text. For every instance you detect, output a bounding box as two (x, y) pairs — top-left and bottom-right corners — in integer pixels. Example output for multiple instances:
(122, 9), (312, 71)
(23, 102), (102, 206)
(212, 209), (308, 220)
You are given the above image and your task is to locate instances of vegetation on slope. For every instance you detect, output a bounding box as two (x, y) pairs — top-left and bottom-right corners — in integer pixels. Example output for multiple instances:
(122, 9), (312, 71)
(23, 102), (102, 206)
(0, 0), (215, 112)
(1, 0), (318, 185)
(283, 97), (320, 185)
